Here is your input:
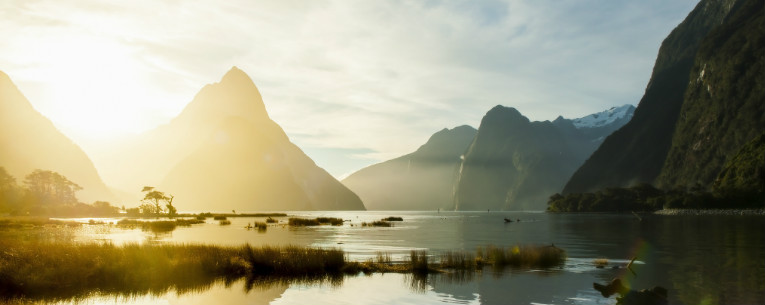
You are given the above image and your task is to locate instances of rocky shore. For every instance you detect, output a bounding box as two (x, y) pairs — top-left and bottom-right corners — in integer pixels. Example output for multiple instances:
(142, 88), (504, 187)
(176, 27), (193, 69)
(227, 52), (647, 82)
(654, 208), (765, 216)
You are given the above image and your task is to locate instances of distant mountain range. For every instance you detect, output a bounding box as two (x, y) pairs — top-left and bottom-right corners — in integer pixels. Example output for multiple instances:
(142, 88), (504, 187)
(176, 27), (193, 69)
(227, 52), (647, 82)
(0, 71), (113, 203)
(343, 104), (634, 211)
(453, 105), (634, 211)
(563, 0), (764, 200)
(342, 125), (477, 211)
(4, 0), (759, 212)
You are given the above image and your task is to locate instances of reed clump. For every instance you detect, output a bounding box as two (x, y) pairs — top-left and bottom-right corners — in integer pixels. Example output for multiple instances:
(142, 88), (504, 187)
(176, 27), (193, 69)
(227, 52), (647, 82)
(253, 222), (267, 232)
(288, 217), (343, 226)
(479, 244), (566, 269)
(439, 251), (477, 270)
(382, 216), (403, 221)
(116, 218), (205, 233)
(316, 217), (344, 226)
(362, 220), (392, 227)
(219, 220), (231, 225)
(266, 217), (277, 224)
(288, 218), (320, 226)
(409, 250), (431, 274)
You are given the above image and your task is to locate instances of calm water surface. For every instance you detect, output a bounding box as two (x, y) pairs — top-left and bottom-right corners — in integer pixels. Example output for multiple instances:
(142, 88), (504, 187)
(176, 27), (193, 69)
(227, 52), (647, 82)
(49, 211), (764, 305)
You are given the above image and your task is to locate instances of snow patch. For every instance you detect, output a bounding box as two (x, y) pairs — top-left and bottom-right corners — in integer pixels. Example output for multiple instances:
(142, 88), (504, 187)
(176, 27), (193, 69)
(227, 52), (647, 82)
(571, 104), (635, 129)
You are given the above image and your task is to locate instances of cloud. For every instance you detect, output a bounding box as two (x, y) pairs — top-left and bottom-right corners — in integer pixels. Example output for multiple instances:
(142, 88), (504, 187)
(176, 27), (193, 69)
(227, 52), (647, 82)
(0, 0), (698, 176)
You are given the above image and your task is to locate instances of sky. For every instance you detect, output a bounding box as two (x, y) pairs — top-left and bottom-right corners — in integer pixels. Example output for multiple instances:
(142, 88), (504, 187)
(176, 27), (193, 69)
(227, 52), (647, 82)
(0, 0), (698, 179)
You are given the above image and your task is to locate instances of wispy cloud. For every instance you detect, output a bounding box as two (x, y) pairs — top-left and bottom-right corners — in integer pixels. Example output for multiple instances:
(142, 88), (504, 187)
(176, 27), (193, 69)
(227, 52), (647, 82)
(0, 0), (698, 176)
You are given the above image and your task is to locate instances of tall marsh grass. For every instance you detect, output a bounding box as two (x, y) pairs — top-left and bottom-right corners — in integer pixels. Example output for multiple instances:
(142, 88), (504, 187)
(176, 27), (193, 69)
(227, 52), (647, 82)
(478, 244), (566, 269)
(382, 216), (403, 221)
(116, 218), (204, 233)
(0, 224), (566, 301)
(361, 220), (392, 227)
(288, 217), (343, 226)
(0, 240), (351, 300)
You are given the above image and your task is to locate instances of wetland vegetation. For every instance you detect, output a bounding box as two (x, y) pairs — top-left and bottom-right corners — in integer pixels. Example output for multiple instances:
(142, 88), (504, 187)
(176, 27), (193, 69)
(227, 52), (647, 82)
(0, 218), (566, 301)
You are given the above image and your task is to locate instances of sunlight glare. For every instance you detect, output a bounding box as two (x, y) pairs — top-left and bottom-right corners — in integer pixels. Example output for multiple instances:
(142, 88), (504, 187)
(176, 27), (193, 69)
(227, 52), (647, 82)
(26, 35), (159, 139)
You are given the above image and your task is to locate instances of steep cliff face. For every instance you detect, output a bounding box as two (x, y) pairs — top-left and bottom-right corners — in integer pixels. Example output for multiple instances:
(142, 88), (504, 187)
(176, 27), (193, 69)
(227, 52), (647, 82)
(0, 71), (113, 203)
(453, 105), (633, 211)
(116, 67), (363, 211)
(656, 0), (764, 189)
(342, 125), (477, 210)
(563, 0), (740, 194)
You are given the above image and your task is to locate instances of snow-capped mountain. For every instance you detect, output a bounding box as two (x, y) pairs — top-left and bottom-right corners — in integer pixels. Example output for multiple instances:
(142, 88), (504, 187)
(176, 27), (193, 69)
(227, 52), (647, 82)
(571, 104), (635, 129)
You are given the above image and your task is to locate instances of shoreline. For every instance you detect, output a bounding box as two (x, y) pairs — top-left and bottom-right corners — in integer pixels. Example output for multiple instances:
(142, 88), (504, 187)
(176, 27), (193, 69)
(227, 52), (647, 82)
(654, 208), (765, 216)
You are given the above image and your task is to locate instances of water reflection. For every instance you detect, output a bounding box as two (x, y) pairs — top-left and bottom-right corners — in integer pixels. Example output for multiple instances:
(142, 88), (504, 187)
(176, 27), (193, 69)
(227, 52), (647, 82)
(6, 212), (763, 304)
(43, 279), (290, 305)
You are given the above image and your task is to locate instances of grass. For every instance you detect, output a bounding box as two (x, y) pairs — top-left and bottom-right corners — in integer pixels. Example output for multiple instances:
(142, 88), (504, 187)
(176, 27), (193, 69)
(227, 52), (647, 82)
(439, 250), (477, 269)
(288, 217), (343, 226)
(0, 241), (346, 300)
(383, 216), (403, 221)
(266, 217), (277, 224)
(316, 217), (344, 226)
(288, 218), (320, 226)
(175, 219), (205, 226)
(479, 244), (566, 269)
(116, 218), (205, 233)
(196, 213), (287, 218)
(409, 250), (431, 274)
(362, 220), (393, 227)
(253, 222), (267, 232)
(219, 220), (231, 225)
(0, 217), (82, 228)
(0, 240), (567, 300)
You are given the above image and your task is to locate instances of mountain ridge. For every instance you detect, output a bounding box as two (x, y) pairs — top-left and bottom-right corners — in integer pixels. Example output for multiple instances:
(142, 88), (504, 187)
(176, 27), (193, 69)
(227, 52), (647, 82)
(0, 70), (114, 203)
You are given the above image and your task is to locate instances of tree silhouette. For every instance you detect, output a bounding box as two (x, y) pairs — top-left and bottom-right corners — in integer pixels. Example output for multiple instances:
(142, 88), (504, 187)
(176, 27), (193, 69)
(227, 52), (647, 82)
(23, 169), (82, 206)
(141, 186), (175, 216)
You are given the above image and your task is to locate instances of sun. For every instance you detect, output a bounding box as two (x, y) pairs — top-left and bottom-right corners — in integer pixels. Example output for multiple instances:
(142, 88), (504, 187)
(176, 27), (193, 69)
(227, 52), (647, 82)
(24, 35), (160, 140)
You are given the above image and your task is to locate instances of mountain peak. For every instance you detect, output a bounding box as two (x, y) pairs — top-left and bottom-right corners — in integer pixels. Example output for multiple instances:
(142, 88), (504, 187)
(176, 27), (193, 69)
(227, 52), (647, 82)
(220, 66), (254, 85)
(481, 105), (530, 129)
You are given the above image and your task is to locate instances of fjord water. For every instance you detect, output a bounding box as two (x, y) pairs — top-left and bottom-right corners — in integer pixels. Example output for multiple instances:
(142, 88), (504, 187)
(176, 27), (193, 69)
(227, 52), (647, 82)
(56, 212), (764, 305)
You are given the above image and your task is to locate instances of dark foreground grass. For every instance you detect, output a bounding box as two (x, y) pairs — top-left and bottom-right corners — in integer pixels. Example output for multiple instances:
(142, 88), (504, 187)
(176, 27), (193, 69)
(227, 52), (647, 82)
(0, 241), (349, 300)
(0, 240), (565, 300)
